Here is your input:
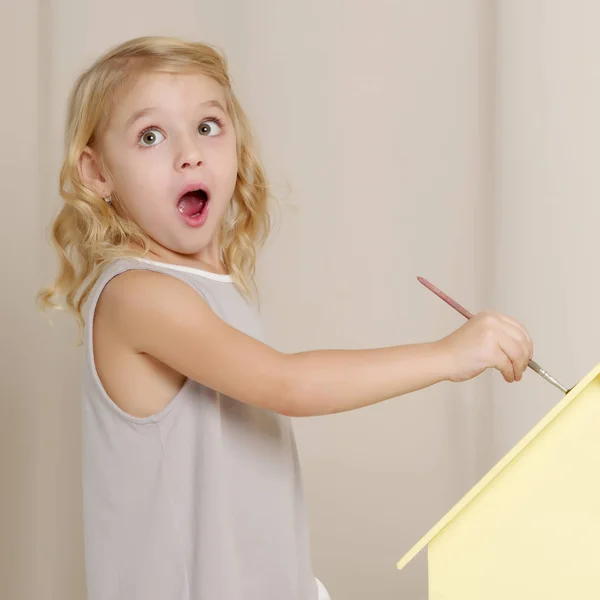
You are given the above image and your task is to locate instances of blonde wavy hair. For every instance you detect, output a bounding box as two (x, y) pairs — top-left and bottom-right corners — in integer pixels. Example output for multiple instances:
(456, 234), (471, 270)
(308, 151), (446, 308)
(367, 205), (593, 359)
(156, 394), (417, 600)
(38, 36), (271, 331)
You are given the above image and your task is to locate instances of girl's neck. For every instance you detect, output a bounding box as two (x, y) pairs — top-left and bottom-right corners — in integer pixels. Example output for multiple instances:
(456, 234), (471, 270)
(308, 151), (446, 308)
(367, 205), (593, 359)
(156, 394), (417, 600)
(143, 241), (229, 276)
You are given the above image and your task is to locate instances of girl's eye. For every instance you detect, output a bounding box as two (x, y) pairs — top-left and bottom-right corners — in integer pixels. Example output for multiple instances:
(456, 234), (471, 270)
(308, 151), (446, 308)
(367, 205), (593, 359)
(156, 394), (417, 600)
(139, 128), (165, 147)
(198, 120), (222, 137)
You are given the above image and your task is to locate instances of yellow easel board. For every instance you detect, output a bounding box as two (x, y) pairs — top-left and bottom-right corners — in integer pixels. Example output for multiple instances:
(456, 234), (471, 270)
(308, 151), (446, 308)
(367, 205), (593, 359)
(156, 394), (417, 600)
(397, 362), (600, 599)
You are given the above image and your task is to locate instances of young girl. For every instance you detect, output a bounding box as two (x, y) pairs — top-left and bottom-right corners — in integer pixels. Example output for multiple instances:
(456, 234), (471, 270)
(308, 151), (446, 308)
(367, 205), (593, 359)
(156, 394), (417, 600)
(39, 36), (533, 600)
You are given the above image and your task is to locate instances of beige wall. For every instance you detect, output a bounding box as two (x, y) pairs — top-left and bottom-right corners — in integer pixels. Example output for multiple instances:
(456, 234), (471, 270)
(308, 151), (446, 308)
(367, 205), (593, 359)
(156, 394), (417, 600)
(252, 2), (495, 598)
(3, 1), (596, 599)
(1, 2), (41, 598)
(491, 0), (600, 459)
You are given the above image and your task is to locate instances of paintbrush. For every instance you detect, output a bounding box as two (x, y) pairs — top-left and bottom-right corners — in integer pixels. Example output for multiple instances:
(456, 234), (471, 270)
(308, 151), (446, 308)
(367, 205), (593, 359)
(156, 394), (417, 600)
(417, 276), (570, 394)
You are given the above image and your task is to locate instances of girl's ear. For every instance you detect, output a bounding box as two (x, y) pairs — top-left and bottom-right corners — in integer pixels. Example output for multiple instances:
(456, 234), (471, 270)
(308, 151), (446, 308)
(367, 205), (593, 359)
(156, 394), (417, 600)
(78, 146), (112, 199)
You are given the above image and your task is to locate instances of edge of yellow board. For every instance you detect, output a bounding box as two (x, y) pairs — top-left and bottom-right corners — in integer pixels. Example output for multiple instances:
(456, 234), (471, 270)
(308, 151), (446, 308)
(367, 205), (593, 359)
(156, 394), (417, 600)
(396, 361), (600, 571)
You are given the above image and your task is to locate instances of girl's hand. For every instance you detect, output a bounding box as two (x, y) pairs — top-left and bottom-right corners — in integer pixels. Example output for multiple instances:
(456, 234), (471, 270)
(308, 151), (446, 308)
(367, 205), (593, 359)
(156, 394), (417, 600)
(436, 311), (534, 384)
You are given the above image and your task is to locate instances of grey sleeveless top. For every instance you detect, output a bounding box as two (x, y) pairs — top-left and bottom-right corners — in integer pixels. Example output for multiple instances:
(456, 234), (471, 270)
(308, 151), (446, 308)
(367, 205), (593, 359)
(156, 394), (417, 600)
(81, 258), (321, 600)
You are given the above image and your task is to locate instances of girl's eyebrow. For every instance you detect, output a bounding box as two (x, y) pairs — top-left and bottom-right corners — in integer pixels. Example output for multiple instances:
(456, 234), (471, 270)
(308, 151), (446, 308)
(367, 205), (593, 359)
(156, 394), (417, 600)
(125, 107), (157, 129)
(202, 99), (227, 113)
(125, 100), (227, 130)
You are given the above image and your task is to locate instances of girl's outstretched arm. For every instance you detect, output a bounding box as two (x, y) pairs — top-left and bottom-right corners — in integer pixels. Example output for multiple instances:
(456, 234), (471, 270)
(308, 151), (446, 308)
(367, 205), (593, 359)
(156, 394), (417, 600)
(97, 270), (532, 417)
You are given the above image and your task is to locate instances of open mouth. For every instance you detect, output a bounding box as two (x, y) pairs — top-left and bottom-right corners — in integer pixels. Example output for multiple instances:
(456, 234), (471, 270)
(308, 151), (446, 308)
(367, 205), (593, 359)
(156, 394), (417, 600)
(177, 188), (209, 219)
(177, 189), (208, 219)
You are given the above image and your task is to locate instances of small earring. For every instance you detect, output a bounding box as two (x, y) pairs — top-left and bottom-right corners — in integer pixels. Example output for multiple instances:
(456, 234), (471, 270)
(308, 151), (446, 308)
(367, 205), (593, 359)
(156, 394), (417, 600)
(104, 195), (112, 205)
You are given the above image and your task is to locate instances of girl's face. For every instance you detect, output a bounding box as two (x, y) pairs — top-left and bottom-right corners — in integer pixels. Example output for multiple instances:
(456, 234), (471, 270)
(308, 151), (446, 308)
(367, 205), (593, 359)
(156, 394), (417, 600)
(82, 71), (238, 263)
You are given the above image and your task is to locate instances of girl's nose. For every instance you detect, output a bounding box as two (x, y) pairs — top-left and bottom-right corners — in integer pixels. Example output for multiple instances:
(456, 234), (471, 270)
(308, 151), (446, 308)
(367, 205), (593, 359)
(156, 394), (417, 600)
(176, 140), (203, 170)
